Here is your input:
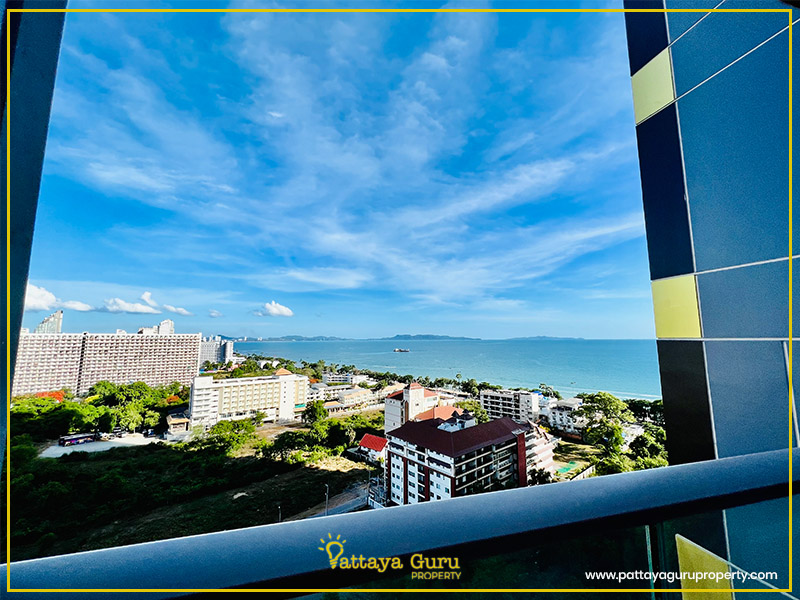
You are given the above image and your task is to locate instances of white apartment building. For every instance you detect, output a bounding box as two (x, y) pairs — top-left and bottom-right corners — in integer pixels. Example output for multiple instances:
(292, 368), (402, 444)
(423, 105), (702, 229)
(385, 414), (556, 506)
(384, 383), (442, 433)
(33, 310), (63, 334)
(307, 383), (354, 403)
(189, 368), (309, 429)
(12, 333), (83, 396)
(139, 319), (176, 336)
(479, 389), (542, 423)
(199, 337), (234, 365)
(322, 372), (370, 385)
(12, 321), (202, 396)
(542, 397), (586, 438)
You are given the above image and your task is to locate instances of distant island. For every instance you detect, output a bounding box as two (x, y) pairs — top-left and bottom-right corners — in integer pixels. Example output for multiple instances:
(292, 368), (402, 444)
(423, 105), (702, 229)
(227, 334), (584, 342)
(377, 334), (481, 341)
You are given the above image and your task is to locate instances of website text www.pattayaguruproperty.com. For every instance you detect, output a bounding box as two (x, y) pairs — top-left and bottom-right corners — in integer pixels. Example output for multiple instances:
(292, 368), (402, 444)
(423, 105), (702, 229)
(585, 570), (779, 584)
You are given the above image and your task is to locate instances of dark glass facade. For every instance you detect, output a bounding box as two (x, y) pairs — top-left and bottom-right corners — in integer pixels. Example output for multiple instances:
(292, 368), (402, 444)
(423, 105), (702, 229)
(624, 1), (797, 594)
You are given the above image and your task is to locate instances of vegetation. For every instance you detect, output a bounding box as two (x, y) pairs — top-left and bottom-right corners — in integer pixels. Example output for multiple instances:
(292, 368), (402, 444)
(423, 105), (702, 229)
(624, 398), (665, 427)
(4, 405), (384, 561)
(10, 382), (190, 441)
(453, 400), (490, 424)
(302, 399), (329, 425)
(572, 392), (667, 475)
(538, 383), (562, 399)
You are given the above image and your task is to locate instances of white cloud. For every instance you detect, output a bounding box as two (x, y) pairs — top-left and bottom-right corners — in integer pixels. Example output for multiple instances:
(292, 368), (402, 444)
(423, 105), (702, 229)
(24, 284), (59, 312)
(163, 304), (193, 316)
(103, 298), (161, 314)
(256, 300), (294, 317)
(268, 111), (285, 118)
(60, 300), (94, 311)
(140, 291), (159, 307)
(248, 267), (372, 292)
(24, 283), (95, 312)
(209, 309), (224, 318)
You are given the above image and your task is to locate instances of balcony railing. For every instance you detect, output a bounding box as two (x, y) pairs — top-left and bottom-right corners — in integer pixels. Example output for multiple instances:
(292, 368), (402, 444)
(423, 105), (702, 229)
(3, 448), (797, 597)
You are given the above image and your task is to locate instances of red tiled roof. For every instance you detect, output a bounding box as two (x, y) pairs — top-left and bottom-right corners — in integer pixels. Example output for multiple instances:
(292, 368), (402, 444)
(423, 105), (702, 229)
(359, 433), (388, 452)
(387, 417), (530, 458)
(387, 383), (438, 400)
(414, 405), (463, 422)
(275, 368), (292, 376)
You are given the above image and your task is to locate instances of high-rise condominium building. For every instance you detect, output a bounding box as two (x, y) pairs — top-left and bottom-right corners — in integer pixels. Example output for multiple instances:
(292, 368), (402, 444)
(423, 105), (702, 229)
(479, 388), (542, 423)
(199, 337), (234, 365)
(386, 414), (556, 506)
(189, 368), (309, 428)
(12, 320), (201, 396)
(33, 309), (62, 334)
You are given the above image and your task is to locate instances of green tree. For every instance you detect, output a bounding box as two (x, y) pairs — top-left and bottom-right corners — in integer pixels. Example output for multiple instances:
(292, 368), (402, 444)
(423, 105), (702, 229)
(453, 400), (490, 424)
(584, 420), (625, 456)
(87, 381), (119, 403)
(528, 468), (553, 486)
(460, 378), (479, 398)
(203, 419), (256, 454)
(594, 454), (635, 475)
(628, 423), (668, 469)
(302, 400), (329, 425)
(538, 383), (562, 400)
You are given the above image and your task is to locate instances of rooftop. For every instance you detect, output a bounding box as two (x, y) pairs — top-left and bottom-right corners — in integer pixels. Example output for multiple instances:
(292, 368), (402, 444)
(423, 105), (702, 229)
(388, 416), (529, 458)
(359, 433), (388, 452)
(414, 405), (464, 422)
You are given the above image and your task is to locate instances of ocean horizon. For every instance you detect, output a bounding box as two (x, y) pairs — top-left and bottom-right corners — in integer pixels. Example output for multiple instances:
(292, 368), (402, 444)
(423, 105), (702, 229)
(235, 338), (662, 400)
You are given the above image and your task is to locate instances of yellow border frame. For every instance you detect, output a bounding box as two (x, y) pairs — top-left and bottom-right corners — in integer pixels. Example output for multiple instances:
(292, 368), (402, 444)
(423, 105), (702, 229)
(4, 5), (794, 595)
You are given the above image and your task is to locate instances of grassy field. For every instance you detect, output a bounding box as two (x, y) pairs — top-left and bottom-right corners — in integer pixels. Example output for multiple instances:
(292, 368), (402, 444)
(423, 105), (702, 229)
(11, 454), (369, 561)
(552, 440), (601, 480)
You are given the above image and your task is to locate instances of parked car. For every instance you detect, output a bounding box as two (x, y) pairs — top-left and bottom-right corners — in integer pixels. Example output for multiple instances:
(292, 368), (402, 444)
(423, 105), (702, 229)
(111, 428), (127, 438)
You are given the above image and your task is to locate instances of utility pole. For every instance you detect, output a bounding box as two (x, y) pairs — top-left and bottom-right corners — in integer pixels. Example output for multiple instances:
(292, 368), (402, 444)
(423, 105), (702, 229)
(325, 483), (329, 516)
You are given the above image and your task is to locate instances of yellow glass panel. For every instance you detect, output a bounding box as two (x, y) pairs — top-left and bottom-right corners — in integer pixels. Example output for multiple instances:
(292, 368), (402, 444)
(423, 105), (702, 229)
(675, 535), (733, 599)
(652, 275), (701, 339)
(632, 48), (675, 125)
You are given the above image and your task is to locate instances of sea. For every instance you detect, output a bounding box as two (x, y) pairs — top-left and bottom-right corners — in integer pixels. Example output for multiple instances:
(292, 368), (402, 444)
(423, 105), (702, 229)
(235, 339), (662, 400)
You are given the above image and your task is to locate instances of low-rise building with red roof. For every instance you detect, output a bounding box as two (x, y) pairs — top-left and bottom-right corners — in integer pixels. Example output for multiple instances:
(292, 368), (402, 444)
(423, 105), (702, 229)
(358, 433), (388, 462)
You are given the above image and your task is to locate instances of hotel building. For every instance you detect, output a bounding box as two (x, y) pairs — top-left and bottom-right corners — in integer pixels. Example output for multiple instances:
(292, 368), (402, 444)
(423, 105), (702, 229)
(12, 320), (201, 396)
(479, 388), (542, 423)
(33, 309), (62, 334)
(322, 372), (369, 385)
(386, 413), (556, 506)
(199, 336), (235, 365)
(384, 382), (442, 432)
(189, 368), (309, 428)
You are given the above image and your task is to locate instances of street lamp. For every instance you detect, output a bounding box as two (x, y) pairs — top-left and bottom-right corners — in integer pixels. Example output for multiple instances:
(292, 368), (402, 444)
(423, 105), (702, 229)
(324, 484), (329, 516)
(277, 503), (281, 523)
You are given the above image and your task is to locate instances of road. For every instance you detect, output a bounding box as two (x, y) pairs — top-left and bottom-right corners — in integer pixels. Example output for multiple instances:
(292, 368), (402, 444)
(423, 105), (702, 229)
(286, 482), (368, 520)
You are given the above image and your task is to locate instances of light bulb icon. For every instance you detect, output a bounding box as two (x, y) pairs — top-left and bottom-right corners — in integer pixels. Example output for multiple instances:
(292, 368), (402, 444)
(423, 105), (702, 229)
(318, 533), (346, 568)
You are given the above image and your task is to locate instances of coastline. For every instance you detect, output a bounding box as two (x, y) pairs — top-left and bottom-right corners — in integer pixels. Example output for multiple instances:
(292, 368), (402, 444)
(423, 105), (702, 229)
(236, 338), (663, 400)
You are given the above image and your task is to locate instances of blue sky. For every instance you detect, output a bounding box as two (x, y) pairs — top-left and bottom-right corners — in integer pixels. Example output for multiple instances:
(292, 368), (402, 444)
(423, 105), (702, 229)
(24, 2), (655, 339)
